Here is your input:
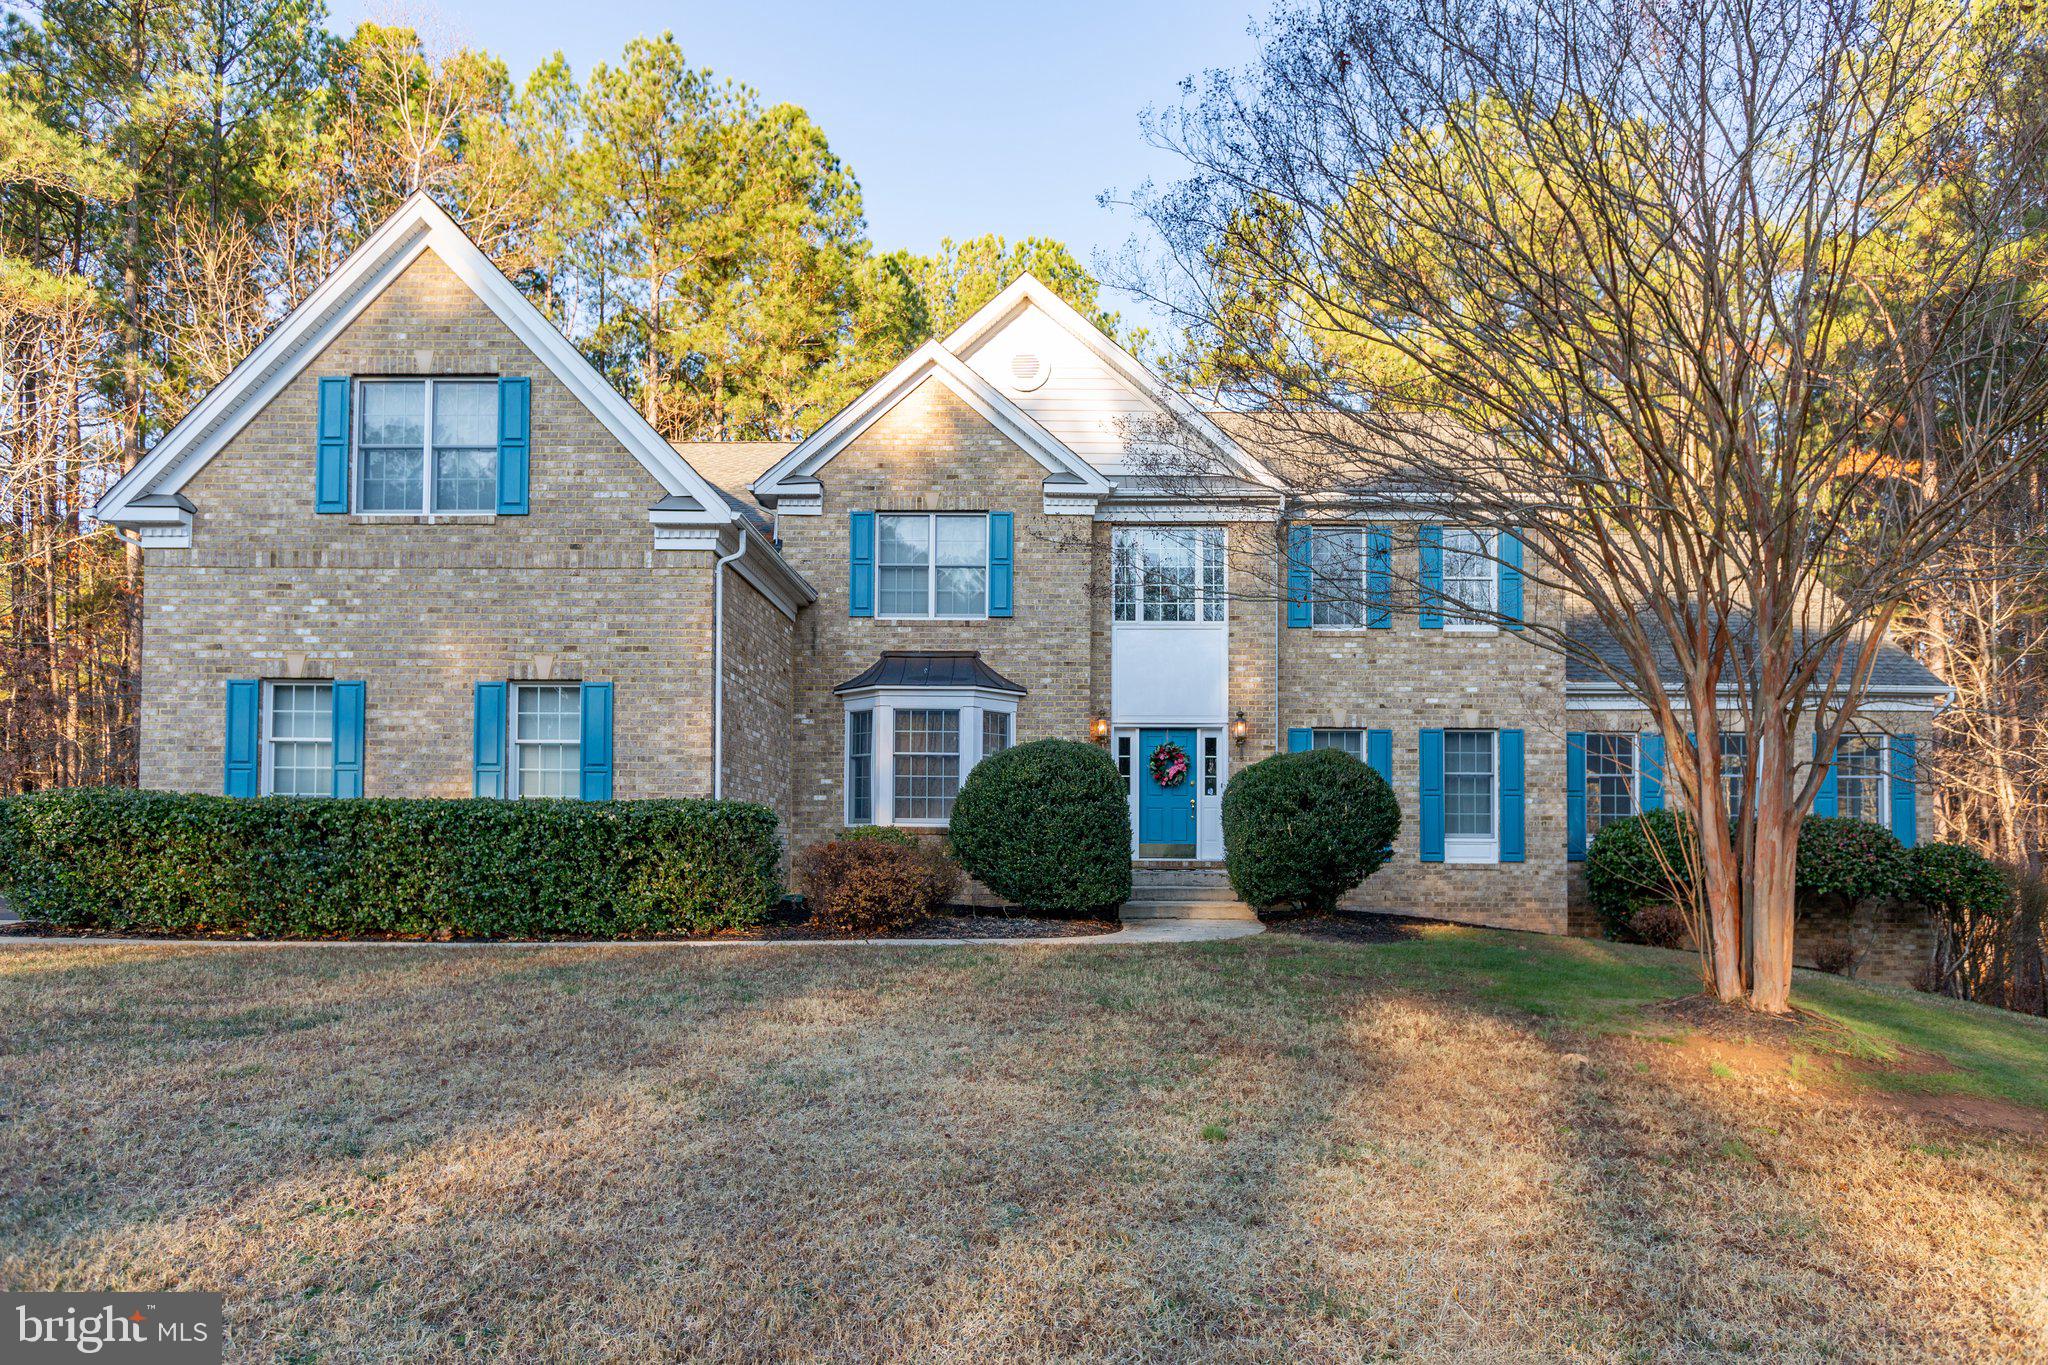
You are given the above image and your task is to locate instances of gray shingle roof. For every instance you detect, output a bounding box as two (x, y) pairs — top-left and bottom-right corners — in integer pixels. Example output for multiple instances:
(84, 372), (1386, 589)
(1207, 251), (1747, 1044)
(834, 651), (1027, 695)
(1566, 612), (1946, 693)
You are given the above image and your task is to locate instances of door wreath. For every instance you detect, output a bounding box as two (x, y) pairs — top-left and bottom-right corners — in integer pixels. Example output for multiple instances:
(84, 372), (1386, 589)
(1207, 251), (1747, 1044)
(1150, 740), (1191, 789)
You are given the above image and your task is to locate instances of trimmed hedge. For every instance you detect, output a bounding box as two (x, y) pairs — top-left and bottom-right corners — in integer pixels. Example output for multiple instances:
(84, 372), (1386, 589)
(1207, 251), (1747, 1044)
(1796, 816), (1909, 910)
(1584, 810), (1698, 939)
(0, 788), (782, 938)
(1220, 748), (1400, 914)
(947, 739), (1131, 913)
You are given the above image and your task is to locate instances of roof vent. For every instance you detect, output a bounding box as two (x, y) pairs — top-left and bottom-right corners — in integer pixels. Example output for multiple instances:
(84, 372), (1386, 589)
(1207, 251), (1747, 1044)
(1007, 350), (1049, 391)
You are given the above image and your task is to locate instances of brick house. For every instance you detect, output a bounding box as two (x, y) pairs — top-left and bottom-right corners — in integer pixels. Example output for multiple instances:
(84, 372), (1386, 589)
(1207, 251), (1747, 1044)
(94, 195), (1949, 941)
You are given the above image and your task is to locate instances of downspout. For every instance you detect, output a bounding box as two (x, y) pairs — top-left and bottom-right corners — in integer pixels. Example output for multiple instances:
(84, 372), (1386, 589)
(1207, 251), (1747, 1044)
(711, 524), (749, 799)
(1274, 497), (1289, 753)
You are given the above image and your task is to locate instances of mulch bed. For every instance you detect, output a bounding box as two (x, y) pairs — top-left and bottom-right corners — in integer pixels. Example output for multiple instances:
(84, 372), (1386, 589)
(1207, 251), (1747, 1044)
(0, 911), (1120, 944)
(1265, 909), (1425, 944)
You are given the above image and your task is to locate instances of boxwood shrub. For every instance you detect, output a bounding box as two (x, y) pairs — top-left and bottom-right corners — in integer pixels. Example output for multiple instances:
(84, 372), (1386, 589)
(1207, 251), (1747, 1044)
(0, 788), (782, 938)
(1795, 816), (1909, 912)
(1584, 810), (1699, 939)
(1220, 748), (1400, 914)
(947, 739), (1131, 913)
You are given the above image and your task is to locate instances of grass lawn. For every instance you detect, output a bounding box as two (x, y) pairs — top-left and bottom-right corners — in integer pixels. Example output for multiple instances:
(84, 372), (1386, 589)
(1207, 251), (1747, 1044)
(4, 928), (2046, 1361)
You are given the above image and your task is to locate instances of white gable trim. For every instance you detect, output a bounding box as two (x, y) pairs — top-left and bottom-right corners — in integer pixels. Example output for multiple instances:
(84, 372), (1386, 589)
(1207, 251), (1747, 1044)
(751, 340), (1112, 507)
(93, 193), (734, 528)
(943, 275), (1284, 491)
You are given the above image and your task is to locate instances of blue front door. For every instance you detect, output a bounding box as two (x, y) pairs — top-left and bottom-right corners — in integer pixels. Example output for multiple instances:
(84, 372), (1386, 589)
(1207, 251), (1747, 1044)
(1138, 728), (1198, 857)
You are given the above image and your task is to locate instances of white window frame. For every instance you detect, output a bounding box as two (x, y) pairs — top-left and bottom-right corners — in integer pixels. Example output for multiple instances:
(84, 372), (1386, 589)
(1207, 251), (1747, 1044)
(1111, 526), (1228, 625)
(841, 687), (1019, 827)
(1441, 527), (1498, 632)
(1310, 527), (1367, 630)
(353, 377), (499, 517)
(1583, 732), (1638, 836)
(1720, 732), (1748, 817)
(1443, 728), (1499, 863)
(1834, 733), (1890, 825)
(874, 512), (991, 620)
(1310, 728), (1366, 759)
(260, 680), (334, 797)
(508, 681), (582, 800)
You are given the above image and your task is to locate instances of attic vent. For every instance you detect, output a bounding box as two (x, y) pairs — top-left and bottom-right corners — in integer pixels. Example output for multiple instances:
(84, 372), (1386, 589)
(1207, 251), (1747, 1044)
(1007, 350), (1049, 391)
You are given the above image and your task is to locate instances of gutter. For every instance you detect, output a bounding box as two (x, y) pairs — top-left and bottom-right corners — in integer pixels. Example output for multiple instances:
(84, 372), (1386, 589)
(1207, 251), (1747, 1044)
(710, 525), (749, 799)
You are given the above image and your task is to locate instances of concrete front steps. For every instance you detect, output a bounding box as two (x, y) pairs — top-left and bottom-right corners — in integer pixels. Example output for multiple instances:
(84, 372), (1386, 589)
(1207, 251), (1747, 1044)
(1119, 863), (1260, 923)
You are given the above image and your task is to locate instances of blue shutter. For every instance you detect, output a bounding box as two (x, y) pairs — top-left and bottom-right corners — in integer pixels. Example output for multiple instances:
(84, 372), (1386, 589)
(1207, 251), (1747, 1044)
(224, 679), (260, 796)
(579, 682), (614, 801)
(1498, 531), (1523, 629)
(1366, 529), (1392, 628)
(1287, 727), (1312, 753)
(1499, 729), (1525, 862)
(331, 681), (365, 798)
(473, 682), (507, 798)
(1566, 732), (1587, 861)
(1418, 525), (1443, 629)
(1419, 728), (1445, 861)
(849, 510), (875, 617)
(1890, 734), (1917, 845)
(1366, 729), (1392, 784)
(987, 511), (1013, 617)
(1286, 525), (1312, 628)
(1639, 732), (1665, 811)
(1812, 734), (1838, 817)
(496, 376), (530, 515)
(315, 377), (351, 513)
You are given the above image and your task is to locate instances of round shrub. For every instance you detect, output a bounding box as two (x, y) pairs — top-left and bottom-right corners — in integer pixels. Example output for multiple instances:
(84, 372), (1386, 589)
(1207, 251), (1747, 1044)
(948, 739), (1131, 913)
(1219, 748), (1400, 914)
(793, 836), (959, 935)
(1907, 842), (2011, 924)
(1796, 816), (1908, 910)
(1584, 809), (1699, 940)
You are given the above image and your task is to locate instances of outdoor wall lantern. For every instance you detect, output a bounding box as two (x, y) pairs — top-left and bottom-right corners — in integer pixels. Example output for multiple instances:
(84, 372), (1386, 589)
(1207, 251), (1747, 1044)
(1231, 710), (1249, 752)
(1090, 715), (1110, 743)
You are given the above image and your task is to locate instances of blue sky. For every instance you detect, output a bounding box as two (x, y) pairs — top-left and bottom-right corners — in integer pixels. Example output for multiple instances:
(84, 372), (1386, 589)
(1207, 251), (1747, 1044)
(326, 0), (1267, 320)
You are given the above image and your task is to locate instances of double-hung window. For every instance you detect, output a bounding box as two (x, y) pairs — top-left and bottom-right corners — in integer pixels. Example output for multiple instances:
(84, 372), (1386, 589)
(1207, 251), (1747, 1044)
(511, 683), (581, 799)
(357, 378), (498, 514)
(1443, 729), (1498, 861)
(1583, 733), (1637, 835)
(1719, 733), (1748, 816)
(263, 682), (333, 796)
(892, 709), (961, 821)
(1310, 528), (1365, 627)
(1111, 526), (1227, 622)
(1310, 728), (1365, 760)
(877, 513), (988, 617)
(1835, 735), (1888, 824)
(1441, 529), (1497, 626)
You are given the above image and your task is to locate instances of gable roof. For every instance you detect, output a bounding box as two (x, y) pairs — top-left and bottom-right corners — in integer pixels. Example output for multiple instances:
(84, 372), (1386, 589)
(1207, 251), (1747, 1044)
(1566, 611), (1950, 699)
(943, 275), (1284, 491)
(94, 193), (737, 530)
(749, 339), (1112, 504)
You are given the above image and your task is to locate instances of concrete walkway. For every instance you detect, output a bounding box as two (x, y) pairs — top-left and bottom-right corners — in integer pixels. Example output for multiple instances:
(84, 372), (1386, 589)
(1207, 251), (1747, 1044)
(0, 918), (1264, 950)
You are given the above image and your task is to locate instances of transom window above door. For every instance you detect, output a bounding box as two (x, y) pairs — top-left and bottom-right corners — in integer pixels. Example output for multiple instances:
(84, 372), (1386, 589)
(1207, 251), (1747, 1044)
(1112, 526), (1226, 623)
(877, 513), (989, 618)
(357, 378), (499, 514)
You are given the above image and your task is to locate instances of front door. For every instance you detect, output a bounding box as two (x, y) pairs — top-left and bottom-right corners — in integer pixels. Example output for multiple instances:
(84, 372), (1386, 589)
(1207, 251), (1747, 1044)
(1137, 727), (1199, 858)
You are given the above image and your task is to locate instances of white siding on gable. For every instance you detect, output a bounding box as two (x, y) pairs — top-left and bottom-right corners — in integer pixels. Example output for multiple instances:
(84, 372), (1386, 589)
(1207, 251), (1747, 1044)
(956, 304), (1162, 474)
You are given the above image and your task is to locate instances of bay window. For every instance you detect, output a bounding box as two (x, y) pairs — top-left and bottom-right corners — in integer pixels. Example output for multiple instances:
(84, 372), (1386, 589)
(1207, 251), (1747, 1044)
(842, 690), (1019, 827)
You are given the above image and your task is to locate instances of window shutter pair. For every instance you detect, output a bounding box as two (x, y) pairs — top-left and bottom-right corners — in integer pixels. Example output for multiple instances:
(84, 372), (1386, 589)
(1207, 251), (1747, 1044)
(1285, 527), (1392, 629)
(313, 376), (529, 515)
(472, 681), (612, 800)
(847, 511), (1012, 617)
(1417, 728), (1524, 862)
(1417, 525), (1524, 629)
(223, 677), (364, 796)
(1287, 726), (1392, 783)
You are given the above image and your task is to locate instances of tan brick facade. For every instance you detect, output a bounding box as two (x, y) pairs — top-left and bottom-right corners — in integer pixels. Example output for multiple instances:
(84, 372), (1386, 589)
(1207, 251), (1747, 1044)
(141, 251), (728, 807)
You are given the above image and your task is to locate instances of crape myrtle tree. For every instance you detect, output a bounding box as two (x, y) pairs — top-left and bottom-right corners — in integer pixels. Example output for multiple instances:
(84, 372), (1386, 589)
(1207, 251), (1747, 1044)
(1126, 0), (2048, 1011)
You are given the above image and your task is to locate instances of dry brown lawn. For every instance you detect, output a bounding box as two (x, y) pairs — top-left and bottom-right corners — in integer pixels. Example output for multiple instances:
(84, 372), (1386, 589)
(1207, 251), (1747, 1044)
(4, 931), (2045, 1362)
